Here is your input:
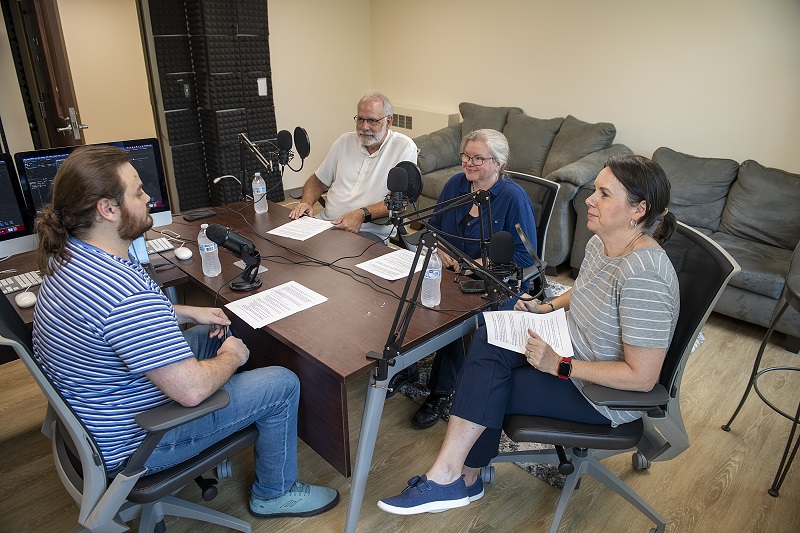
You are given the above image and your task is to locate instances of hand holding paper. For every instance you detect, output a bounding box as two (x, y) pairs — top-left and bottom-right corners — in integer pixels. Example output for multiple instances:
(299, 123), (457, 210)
(483, 308), (574, 358)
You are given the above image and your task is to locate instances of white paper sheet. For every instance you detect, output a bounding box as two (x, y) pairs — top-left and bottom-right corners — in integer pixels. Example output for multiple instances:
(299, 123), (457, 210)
(224, 280), (327, 329)
(266, 216), (333, 241)
(355, 249), (424, 280)
(483, 308), (574, 358)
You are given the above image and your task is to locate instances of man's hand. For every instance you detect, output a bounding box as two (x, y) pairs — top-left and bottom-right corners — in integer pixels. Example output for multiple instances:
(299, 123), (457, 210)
(331, 210), (364, 234)
(219, 336), (250, 368)
(290, 202), (314, 219)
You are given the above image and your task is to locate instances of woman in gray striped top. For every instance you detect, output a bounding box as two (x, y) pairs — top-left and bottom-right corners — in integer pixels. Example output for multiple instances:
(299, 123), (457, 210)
(378, 155), (680, 515)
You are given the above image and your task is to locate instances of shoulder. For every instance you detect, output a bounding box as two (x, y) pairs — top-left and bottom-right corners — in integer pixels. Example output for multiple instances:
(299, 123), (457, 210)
(619, 248), (679, 294)
(387, 129), (415, 147)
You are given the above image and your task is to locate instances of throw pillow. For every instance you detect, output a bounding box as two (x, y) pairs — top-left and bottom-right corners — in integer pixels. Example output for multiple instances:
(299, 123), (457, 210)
(542, 115), (616, 177)
(414, 123), (463, 173)
(718, 160), (800, 250)
(653, 147), (739, 232)
(459, 102), (523, 136)
(502, 114), (564, 178)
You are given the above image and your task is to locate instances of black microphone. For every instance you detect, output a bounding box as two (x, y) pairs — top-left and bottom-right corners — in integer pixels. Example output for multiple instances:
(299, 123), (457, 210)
(276, 130), (293, 166)
(385, 166), (409, 218)
(206, 224), (263, 291)
(488, 231), (520, 286)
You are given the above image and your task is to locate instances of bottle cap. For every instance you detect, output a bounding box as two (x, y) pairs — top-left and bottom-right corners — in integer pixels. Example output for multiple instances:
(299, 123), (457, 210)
(201, 223), (209, 229)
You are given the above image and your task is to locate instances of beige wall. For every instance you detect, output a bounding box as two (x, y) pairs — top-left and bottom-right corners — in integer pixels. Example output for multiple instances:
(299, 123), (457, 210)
(57, 0), (155, 144)
(268, 0), (372, 189)
(371, 0), (800, 173)
(0, 16), (35, 155)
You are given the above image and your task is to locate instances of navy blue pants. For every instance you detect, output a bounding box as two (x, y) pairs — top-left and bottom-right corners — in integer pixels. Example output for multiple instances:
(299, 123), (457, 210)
(450, 326), (610, 468)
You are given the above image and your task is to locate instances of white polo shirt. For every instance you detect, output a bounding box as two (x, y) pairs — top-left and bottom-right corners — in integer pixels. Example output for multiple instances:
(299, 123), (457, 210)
(316, 129), (418, 238)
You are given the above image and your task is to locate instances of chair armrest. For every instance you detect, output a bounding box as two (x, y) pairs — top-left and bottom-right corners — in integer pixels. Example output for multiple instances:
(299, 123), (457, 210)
(582, 383), (669, 417)
(124, 390), (230, 473)
(545, 144), (633, 189)
(788, 240), (800, 278)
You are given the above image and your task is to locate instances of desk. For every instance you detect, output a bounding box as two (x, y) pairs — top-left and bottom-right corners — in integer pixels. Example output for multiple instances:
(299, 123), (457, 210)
(152, 202), (485, 531)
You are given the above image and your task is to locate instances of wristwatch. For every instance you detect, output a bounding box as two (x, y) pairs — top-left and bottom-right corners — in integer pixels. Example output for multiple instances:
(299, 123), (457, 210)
(545, 300), (555, 312)
(557, 357), (572, 379)
(361, 207), (372, 223)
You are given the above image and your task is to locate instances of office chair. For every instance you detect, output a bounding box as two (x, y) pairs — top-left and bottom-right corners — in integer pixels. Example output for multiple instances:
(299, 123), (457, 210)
(482, 221), (740, 533)
(0, 295), (258, 533)
(287, 186), (325, 208)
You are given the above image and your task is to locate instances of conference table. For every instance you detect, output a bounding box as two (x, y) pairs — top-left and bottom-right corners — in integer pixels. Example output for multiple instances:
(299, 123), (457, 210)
(149, 202), (487, 532)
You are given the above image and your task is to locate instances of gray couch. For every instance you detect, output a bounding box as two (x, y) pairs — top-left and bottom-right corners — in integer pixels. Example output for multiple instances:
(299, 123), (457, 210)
(412, 102), (632, 266)
(570, 147), (800, 348)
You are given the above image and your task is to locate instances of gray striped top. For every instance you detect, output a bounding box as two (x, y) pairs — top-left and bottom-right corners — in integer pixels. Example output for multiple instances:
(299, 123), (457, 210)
(568, 235), (679, 426)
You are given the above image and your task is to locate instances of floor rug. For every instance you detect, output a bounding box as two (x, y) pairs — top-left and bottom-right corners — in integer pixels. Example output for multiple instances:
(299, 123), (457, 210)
(399, 280), (705, 488)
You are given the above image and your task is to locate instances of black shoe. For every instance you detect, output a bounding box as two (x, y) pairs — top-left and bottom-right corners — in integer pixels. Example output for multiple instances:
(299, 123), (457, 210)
(412, 393), (449, 429)
(386, 364), (419, 398)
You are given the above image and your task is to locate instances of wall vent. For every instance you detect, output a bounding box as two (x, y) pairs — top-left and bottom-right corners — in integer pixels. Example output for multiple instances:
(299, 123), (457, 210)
(392, 113), (413, 130)
(393, 105), (460, 136)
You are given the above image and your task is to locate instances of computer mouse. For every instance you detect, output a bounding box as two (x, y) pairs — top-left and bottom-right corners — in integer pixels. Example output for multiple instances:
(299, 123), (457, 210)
(174, 247), (193, 260)
(15, 291), (36, 308)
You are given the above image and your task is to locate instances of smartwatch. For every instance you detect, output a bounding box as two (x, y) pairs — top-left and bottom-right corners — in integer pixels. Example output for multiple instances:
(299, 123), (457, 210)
(557, 357), (572, 379)
(360, 207), (372, 223)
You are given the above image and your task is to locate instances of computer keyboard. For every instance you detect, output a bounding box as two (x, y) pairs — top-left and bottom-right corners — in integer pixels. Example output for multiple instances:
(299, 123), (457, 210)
(1, 270), (43, 294)
(146, 237), (174, 254)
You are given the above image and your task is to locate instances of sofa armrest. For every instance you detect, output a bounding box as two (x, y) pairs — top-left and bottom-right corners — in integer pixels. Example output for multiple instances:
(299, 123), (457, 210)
(415, 123), (463, 174)
(789, 240), (800, 278)
(545, 144), (633, 188)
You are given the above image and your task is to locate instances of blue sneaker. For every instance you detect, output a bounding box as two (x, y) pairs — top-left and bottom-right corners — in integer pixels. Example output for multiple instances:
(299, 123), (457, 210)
(466, 475), (484, 502)
(377, 475), (469, 515)
(249, 481), (339, 518)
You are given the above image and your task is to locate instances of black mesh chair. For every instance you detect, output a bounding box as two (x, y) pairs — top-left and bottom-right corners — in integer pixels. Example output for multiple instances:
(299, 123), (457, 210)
(0, 295), (258, 533)
(482, 222), (740, 533)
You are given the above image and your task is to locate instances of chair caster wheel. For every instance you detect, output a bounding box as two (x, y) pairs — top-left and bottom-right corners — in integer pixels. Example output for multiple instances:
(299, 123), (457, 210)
(632, 452), (651, 470)
(481, 465), (495, 484)
(217, 459), (232, 479)
(154, 519), (166, 533)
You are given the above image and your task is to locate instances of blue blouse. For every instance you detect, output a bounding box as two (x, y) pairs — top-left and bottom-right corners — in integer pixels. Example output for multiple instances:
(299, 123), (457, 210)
(427, 172), (538, 268)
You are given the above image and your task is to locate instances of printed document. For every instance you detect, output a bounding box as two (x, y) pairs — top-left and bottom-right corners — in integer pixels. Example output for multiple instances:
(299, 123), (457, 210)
(267, 216), (333, 240)
(225, 280), (327, 329)
(483, 308), (574, 358)
(355, 249), (424, 281)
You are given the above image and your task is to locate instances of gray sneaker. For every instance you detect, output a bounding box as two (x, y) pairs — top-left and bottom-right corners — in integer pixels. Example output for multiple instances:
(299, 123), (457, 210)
(249, 481), (339, 518)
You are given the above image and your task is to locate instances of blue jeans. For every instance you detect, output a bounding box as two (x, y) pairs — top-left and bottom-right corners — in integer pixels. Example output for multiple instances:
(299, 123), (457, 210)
(144, 326), (300, 500)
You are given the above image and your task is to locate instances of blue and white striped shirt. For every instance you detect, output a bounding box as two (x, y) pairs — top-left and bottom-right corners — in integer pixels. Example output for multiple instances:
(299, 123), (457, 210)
(32, 237), (193, 471)
(568, 235), (679, 426)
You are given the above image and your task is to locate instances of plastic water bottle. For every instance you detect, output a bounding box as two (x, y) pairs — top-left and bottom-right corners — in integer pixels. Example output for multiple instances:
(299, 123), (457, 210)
(252, 172), (268, 213)
(198, 223), (221, 277)
(421, 246), (442, 307)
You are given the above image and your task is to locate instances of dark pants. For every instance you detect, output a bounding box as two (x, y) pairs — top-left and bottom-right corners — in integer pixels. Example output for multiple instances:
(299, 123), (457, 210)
(450, 326), (610, 468)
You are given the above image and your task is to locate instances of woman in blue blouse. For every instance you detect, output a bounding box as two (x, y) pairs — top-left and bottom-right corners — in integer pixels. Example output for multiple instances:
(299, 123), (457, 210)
(404, 128), (538, 428)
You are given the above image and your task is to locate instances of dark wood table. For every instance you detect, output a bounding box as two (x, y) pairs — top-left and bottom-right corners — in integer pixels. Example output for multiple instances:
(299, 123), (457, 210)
(150, 202), (487, 531)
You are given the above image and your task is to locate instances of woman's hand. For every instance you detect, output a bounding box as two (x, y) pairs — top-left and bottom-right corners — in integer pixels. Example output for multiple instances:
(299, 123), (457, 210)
(437, 248), (460, 271)
(515, 298), (552, 313)
(524, 330), (560, 375)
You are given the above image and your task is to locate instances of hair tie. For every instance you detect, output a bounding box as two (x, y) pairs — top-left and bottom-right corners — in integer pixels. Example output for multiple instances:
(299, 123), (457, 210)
(662, 208), (669, 216)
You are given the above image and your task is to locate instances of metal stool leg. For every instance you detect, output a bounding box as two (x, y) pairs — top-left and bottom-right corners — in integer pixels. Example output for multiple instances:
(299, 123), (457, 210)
(722, 298), (789, 431)
(769, 396), (800, 497)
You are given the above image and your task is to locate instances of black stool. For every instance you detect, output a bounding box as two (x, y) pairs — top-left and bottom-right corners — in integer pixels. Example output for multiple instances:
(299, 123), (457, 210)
(722, 272), (800, 496)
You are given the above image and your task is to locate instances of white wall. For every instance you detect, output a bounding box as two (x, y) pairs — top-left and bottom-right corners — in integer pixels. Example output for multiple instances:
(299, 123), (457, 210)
(269, 0), (373, 189)
(371, 0), (800, 173)
(57, 0), (156, 144)
(0, 16), (35, 155)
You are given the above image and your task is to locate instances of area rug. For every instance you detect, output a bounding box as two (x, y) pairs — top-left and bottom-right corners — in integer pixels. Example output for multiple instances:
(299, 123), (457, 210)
(398, 280), (705, 488)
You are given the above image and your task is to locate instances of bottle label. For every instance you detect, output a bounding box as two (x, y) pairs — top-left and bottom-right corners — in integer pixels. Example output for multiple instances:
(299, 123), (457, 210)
(424, 268), (441, 279)
(199, 242), (217, 253)
(253, 186), (266, 194)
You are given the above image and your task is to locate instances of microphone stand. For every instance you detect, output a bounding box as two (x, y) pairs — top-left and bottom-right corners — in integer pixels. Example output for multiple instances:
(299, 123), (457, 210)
(229, 245), (263, 292)
(238, 132), (277, 201)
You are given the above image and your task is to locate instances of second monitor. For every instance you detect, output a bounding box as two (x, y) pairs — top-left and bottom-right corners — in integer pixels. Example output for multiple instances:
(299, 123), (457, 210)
(14, 138), (173, 227)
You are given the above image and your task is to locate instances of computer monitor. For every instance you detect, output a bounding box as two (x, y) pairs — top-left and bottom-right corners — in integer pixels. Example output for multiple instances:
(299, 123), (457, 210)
(0, 153), (36, 257)
(14, 137), (173, 227)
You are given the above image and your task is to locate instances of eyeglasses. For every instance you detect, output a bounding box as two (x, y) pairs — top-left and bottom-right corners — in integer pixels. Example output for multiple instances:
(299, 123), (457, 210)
(354, 115), (389, 126)
(460, 153), (495, 166)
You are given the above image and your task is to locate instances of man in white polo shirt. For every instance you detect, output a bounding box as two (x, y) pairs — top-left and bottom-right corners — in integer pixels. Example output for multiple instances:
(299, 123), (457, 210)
(289, 91), (418, 241)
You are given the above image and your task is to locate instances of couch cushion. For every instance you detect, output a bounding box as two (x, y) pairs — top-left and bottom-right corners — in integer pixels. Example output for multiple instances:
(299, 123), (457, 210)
(414, 123), (462, 174)
(459, 102), (523, 135)
(718, 160), (800, 250)
(710, 231), (792, 299)
(420, 165), (460, 203)
(652, 147), (739, 232)
(503, 114), (564, 178)
(542, 115), (616, 177)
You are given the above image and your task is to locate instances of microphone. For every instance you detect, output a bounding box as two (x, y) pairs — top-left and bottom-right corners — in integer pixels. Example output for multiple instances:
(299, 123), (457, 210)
(206, 224), (263, 291)
(488, 231), (521, 289)
(385, 166), (409, 218)
(276, 130), (293, 166)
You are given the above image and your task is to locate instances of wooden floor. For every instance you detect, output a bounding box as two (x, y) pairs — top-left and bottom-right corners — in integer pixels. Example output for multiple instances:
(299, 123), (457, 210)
(2, 281), (800, 532)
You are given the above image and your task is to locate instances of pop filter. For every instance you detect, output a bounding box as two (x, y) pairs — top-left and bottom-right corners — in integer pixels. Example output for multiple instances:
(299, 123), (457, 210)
(395, 161), (423, 201)
(489, 231), (515, 265)
(294, 127), (310, 159)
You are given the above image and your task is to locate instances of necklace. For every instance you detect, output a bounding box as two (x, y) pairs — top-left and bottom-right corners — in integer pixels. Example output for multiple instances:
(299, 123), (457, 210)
(617, 232), (645, 257)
